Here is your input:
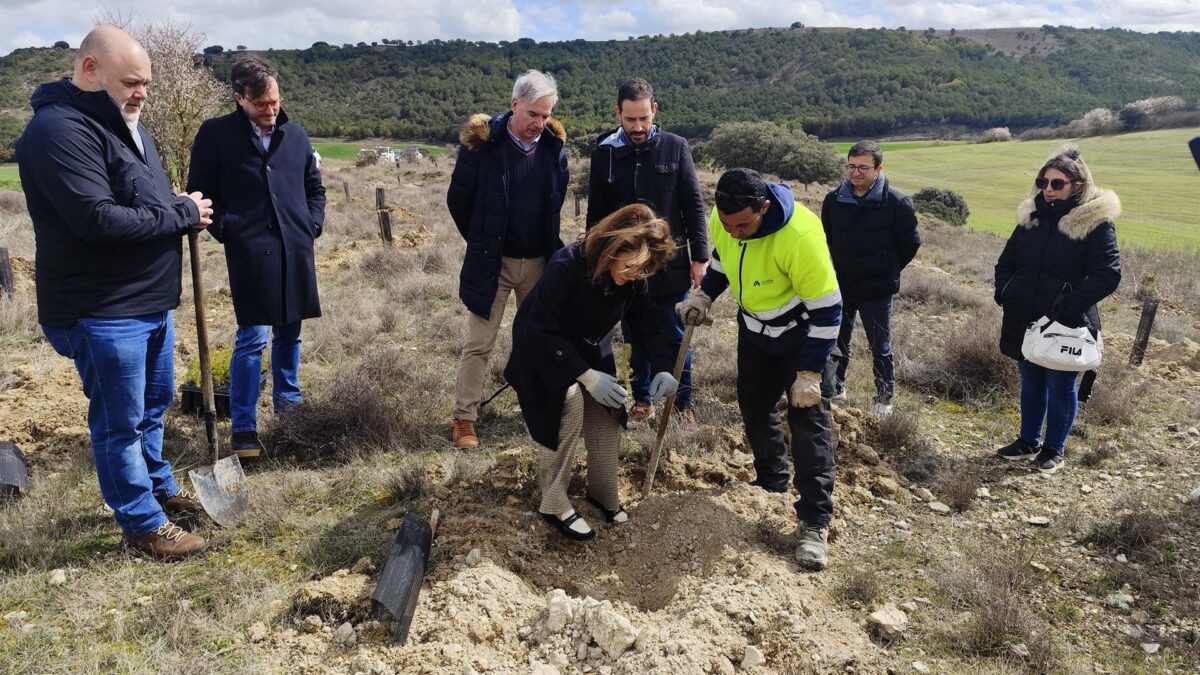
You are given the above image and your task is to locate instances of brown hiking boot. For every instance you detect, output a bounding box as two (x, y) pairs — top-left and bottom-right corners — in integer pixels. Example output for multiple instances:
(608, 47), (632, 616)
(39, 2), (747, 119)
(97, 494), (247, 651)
(452, 419), (479, 449)
(157, 487), (206, 520)
(125, 521), (207, 561)
(629, 401), (653, 423)
(229, 430), (265, 460)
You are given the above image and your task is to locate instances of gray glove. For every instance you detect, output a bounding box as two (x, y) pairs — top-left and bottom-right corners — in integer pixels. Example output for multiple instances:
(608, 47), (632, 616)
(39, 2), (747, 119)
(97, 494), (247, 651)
(675, 290), (713, 326)
(577, 369), (627, 408)
(789, 371), (823, 408)
(649, 372), (679, 403)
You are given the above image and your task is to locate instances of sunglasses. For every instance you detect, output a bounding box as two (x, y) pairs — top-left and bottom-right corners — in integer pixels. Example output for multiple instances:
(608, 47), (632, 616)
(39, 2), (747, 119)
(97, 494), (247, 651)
(1035, 177), (1077, 191)
(715, 190), (765, 211)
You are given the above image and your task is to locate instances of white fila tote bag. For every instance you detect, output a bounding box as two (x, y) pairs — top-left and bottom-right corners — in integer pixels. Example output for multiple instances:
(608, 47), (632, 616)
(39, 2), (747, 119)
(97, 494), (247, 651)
(1021, 317), (1103, 372)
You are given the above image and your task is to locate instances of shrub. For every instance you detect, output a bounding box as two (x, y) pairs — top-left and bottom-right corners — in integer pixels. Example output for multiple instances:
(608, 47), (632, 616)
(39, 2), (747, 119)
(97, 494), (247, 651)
(897, 268), (986, 311)
(912, 188), (969, 227)
(1066, 107), (1119, 136)
(835, 568), (881, 605)
(976, 127), (1011, 143)
(938, 467), (981, 512)
(897, 307), (1018, 404)
(1085, 503), (1172, 554)
(0, 190), (26, 215)
(701, 121), (843, 185)
(870, 406), (944, 484)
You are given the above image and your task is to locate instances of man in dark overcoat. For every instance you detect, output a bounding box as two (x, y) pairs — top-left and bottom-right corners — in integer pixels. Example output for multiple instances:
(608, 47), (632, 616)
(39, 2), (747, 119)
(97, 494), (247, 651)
(187, 55), (326, 459)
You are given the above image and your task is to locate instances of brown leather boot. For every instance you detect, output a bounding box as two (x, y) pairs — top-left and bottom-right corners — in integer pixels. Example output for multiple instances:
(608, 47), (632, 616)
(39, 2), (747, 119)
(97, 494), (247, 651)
(125, 522), (207, 561)
(157, 487), (206, 520)
(451, 419), (479, 449)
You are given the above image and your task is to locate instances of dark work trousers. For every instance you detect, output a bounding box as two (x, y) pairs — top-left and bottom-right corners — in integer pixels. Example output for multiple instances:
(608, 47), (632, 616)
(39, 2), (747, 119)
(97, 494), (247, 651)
(830, 296), (894, 402)
(736, 334), (836, 528)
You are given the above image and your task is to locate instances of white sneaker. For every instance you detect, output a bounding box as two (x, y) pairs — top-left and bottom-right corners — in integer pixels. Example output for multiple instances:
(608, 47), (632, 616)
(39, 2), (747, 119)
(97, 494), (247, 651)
(873, 402), (894, 417)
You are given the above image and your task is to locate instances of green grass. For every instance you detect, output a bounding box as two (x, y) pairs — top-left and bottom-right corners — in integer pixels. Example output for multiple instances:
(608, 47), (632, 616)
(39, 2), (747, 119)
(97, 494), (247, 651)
(312, 140), (448, 161)
(881, 128), (1200, 250)
(832, 139), (968, 155)
(0, 164), (19, 190)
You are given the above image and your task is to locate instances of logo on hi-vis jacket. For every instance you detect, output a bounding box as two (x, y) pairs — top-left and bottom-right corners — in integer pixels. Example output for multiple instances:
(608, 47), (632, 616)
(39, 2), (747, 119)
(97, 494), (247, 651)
(752, 279), (774, 287)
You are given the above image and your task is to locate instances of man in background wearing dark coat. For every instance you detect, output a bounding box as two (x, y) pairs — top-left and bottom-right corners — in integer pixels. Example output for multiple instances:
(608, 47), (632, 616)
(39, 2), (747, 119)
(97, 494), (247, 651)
(18, 26), (212, 560)
(821, 140), (920, 417)
(446, 70), (568, 449)
(587, 78), (709, 423)
(187, 55), (326, 459)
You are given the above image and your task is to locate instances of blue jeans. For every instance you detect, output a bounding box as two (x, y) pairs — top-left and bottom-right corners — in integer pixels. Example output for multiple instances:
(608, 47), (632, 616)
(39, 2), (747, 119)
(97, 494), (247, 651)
(1017, 359), (1079, 454)
(41, 312), (177, 535)
(831, 296), (894, 401)
(231, 322), (303, 433)
(624, 291), (692, 411)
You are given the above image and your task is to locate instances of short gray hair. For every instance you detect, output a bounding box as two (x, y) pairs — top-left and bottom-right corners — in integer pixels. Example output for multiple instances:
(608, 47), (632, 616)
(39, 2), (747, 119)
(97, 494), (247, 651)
(512, 70), (558, 105)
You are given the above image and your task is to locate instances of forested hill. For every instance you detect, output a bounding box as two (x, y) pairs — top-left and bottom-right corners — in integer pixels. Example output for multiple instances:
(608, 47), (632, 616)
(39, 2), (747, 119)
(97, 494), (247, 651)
(2, 25), (1200, 142)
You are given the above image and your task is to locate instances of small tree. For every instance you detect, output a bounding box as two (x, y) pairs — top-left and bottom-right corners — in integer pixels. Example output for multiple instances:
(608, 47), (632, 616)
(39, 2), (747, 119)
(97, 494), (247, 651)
(53, 40), (70, 49)
(913, 188), (969, 227)
(132, 22), (229, 189)
(702, 121), (842, 185)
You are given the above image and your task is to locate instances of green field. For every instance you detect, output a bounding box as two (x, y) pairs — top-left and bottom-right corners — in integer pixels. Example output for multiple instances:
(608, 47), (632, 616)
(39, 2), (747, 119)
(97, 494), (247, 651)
(0, 165), (19, 190)
(312, 140), (448, 161)
(832, 139), (968, 155)
(880, 128), (1200, 250)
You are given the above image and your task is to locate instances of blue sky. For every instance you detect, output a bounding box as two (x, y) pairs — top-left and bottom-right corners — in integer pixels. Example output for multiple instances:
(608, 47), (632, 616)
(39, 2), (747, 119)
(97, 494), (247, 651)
(2, 0), (1199, 56)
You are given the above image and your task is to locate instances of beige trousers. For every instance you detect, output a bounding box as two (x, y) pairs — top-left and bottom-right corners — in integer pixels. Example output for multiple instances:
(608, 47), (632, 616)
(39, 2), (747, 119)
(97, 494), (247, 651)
(453, 255), (545, 421)
(538, 384), (623, 516)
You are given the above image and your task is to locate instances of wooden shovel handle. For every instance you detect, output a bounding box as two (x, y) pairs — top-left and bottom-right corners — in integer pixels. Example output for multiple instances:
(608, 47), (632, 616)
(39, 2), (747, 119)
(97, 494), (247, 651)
(187, 230), (220, 463)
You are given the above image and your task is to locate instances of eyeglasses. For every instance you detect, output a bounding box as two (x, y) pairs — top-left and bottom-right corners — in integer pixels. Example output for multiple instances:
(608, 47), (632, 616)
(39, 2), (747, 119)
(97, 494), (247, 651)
(1035, 177), (1077, 191)
(846, 163), (876, 174)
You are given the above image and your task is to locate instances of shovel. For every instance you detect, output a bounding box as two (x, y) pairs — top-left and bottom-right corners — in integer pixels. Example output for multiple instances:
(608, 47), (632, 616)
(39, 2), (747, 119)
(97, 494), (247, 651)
(372, 509), (439, 644)
(185, 230), (249, 527)
(641, 317), (711, 499)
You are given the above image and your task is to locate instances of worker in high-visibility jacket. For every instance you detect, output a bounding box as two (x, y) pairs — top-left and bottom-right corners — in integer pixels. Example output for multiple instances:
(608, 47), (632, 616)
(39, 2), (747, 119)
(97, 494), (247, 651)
(676, 168), (842, 571)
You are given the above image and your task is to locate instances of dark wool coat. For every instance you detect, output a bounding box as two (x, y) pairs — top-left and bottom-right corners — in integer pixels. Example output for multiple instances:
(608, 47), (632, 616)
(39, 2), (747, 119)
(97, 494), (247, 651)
(504, 244), (675, 450)
(16, 80), (200, 327)
(820, 178), (921, 301)
(994, 190), (1122, 360)
(586, 128), (709, 297)
(186, 106), (326, 326)
(446, 111), (568, 319)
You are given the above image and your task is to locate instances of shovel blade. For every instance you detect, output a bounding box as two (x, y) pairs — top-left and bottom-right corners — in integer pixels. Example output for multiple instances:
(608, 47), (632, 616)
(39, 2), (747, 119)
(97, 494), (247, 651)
(188, 456), (249, 527)
(371, 512), (434, 644)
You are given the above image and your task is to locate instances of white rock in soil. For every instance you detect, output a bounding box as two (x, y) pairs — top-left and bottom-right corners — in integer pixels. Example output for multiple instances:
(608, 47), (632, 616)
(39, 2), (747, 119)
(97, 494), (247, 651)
(1024, 516), (1051, 527)
(912, 662), (930, 673)
(1116, 553), (1128, 563)
(48, 569), (66, 586)
(1080, 484), (1093, 494)
(975, 487), (992, 499)
(928, 501), (951, 514)
(332, 621), (357, 648)
(466, 548), (483, 566)
(246, 622), (269, 643)
(867, 604), (908, 640)
(545, 589), (576, 632)
(581, 599), (639, 658)
(1010, 643), (1031, 658)
(1106, 592), (1135, 611)
(741, 645), (765, 668)
(1189, 487), (1200, 502)
(913, 487), (935, 502)
(528, 664), (561, 675)
(1141, 643), (1161, 655)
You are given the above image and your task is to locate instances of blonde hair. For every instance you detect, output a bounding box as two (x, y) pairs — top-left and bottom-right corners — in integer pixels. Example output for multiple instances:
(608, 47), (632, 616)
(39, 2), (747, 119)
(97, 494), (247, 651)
(581, 203), (676, 286)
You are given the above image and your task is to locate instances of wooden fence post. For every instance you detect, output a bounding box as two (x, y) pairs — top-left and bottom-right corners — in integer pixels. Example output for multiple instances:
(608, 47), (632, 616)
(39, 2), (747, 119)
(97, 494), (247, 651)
(342, 180), (351, 205)
(574, 195), (581, 218)
(0, 247), (13, 298)
(375, 187), (393, 244)
(1128, 298), (1159, 366)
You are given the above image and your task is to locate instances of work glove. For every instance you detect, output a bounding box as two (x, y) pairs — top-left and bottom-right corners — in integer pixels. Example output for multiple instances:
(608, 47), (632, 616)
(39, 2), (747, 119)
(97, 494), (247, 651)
(675, 290), (713, 327)
(577, 369), (627, 408)
(648, 372), (679, 403)
(789, 371), (823, 408)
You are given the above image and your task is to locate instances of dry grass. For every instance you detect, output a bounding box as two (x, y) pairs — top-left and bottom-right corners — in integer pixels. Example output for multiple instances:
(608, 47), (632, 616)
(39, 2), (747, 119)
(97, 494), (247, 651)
(1084, 500), (1174, 555)
(896, 307), (1019, 404)
(1080, 360), (1150, 427)
(834, 568), (882, 606)
(869, 406), (944, 485)
(897, 267), (987, 312)
(938, 467), (981, 512)
(0, 190), (25, 216)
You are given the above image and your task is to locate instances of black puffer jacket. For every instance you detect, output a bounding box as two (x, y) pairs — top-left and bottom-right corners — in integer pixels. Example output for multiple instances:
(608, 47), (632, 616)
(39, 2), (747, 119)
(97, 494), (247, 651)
(820, 177), (920, 301)
(994, 191), (1122, 360)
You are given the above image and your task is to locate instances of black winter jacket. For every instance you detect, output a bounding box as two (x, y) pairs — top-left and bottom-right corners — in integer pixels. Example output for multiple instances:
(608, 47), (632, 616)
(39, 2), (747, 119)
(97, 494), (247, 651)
(16, 79), (199, 327)
(994, 191), (1122, 360)
(187, 106), (326, 326)
(820, 178), (921, 300)
(504, 243), (674, 450)
(586, 127), (709, 296)
(446, 112), (568, 319)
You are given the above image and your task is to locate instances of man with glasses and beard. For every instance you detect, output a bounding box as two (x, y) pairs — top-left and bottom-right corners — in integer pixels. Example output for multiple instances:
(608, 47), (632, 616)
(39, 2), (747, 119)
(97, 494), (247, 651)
(820, 141), (920, 417)
(676, 168), (842, 571)
(17, 25), (213, 560)
(187, 55), (327, 461)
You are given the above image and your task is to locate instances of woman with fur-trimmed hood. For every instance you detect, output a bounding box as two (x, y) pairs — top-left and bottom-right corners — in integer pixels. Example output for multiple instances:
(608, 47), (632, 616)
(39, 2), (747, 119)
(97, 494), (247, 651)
(993, 145), (1121, 474)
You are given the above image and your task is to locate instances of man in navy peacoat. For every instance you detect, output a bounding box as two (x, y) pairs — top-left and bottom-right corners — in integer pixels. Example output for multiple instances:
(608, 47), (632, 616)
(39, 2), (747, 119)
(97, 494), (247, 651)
(186, 55), (326, 459)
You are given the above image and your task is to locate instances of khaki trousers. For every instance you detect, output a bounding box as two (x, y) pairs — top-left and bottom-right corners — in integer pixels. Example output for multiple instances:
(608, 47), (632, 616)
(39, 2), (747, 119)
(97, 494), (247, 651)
(538, 384), (622, 516)
(453, 255), (545, 421)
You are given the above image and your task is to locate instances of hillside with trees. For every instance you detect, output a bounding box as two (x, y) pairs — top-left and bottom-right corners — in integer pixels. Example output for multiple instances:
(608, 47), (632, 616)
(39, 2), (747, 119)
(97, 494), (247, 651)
(1, 25), (1199, 151)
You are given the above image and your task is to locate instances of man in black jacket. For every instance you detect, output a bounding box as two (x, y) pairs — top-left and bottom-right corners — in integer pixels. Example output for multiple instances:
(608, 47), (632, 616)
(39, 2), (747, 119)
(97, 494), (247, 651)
(446, 70), (568, 448)
(17, 26), (212, 560)
(587, 78), (708, 422)
(820, 141), (920, 416)
(187, 55), (326, 460)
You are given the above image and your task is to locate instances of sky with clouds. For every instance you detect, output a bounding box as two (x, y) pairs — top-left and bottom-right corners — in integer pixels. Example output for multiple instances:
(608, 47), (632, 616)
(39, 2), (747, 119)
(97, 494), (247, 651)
(2, 0), (1199, 56)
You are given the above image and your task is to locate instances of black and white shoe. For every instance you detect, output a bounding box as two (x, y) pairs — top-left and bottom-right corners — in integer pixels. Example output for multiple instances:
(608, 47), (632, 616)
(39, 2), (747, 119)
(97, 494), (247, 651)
(996, 437), (1039, 461)
(1036, 448), (1065, 474)
(586, 493), (629, 524)
(541, 509), (595, 541)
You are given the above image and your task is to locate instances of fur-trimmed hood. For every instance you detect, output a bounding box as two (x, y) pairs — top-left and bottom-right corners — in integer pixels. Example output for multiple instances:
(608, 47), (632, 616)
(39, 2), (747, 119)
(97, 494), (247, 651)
(1016, 144), (1121, 241)
(458, 111), (566, 151)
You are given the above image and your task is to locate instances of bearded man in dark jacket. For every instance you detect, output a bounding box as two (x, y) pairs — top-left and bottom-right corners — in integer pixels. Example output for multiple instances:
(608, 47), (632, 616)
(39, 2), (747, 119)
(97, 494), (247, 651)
(821, 140), (920, 416)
